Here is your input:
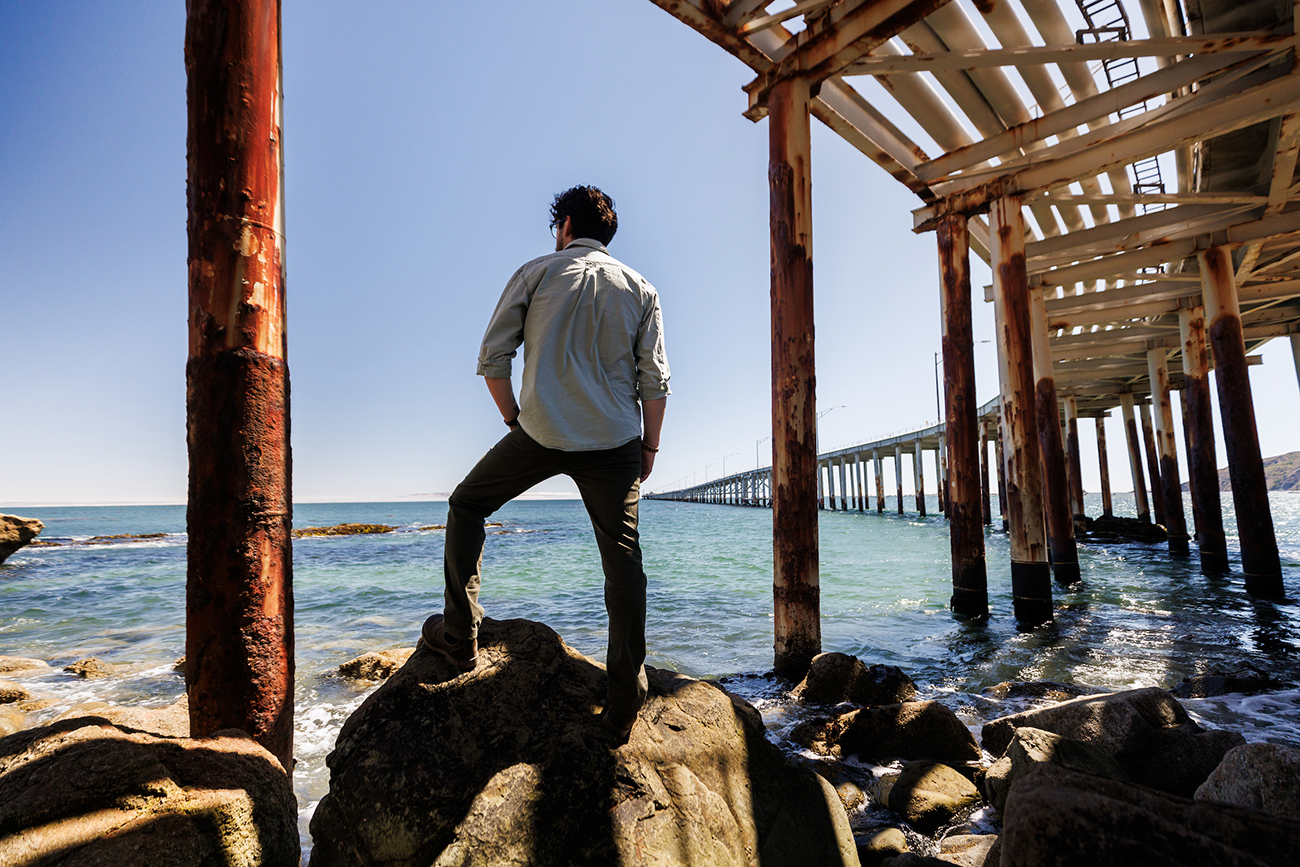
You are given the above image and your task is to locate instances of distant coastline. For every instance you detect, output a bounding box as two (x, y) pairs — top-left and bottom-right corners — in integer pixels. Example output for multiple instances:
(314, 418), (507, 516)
(1181, 450), (1300, 493)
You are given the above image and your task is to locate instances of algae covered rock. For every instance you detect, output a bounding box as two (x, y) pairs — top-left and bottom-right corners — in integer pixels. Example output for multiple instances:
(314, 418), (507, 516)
(337, 648), (413, 680)
(309, 618), (860, 867)
(886, 761), (981, 834)
(0, 718), (298, 865)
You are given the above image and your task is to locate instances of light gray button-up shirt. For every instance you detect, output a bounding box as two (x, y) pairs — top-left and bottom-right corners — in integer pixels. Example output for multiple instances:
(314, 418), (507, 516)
(477, 238), (671, 451)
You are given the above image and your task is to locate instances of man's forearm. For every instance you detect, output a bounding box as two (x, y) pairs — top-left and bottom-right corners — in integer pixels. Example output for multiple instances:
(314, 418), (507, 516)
(641, 397), (666, 447)
(485, 377), (519, 424)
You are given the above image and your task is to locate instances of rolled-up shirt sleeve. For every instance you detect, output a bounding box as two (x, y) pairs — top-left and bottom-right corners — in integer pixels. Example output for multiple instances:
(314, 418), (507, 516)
(635, 293), (671, 401)
(476, 266), (530, 378)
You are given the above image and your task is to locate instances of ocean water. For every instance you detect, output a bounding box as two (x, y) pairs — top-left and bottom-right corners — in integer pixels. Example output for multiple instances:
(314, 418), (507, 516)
(3, 493), (1299, 859)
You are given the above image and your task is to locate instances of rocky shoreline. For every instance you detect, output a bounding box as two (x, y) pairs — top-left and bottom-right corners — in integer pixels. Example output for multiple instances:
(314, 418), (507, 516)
(2, 627), (1298, 865)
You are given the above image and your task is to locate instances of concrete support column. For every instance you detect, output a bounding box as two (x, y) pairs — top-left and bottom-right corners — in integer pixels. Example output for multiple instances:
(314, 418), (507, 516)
(768, 76), (819, 676)
(1140, 401), (1167, 526)
(1120, 394), (1151, 522)
(1030, 280), (1081, 586)
(1095, 417), (1114, 518)
(842, 457), (852, 512)
(874, 450), (885, 513)
(991, 196), (1052, 623)
(1179, 305), (1228, 572)
(1146, 348), (1190, 555)
(915, 439), (926, 517)
(1200, 246), (1283, 594)
(938, 445), (949, 516)
(1064, 395), (1087, 531)
(938, 212), (987, 616)
(980, 423), (993, 526)
(856, 454), (865, 511)
(185, 0), (293, 772)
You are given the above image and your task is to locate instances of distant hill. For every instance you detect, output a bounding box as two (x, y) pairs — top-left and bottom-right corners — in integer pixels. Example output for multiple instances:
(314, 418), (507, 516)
(1181, 450), (1300, 492)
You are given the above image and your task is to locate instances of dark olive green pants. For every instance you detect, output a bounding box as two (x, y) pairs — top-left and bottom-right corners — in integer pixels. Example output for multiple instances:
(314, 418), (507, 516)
(443, 429), (648, 717)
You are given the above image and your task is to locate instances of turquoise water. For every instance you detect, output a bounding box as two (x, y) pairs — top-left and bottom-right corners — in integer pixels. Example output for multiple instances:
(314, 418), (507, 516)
(3, 494), (1299, 857)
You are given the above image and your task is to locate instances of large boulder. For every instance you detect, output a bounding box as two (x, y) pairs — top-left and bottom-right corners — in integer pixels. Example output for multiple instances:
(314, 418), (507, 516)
(886, 761), (981, 834)
(309, 618), (860, 867)
(1170, 667), (1289, 698)
(337, 648), (413, 680)
(0, 515), (43, 564)
(999, 764), (1300, 867)
(1196, 743), (1300, 817)
(981, 687), (1242, 796)
(54, 695), (190, 738)
(794, 653), (916, 707)
(793, 701), (981, 766)
(983, 726), (1127, 814)
(0, 717), (298, 866)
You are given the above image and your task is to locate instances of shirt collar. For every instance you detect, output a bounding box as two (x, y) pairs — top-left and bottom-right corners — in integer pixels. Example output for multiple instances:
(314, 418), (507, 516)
(563, 238), (608, 254)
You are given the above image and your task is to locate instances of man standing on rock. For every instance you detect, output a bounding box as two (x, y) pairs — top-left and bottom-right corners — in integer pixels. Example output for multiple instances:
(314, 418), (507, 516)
(422, 185), (670, 740)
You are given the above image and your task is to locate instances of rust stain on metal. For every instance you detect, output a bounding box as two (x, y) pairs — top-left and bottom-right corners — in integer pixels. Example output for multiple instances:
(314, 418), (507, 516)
(1095, 417), (1113, 518)
(1180, 307), (1227, 572)
(769, 77), (820, 678)
(1035, 377), (1080, 584)
(185, 0), (292, 772)
(1140, 404), (1167, 527)
(938, 214), (987, 617)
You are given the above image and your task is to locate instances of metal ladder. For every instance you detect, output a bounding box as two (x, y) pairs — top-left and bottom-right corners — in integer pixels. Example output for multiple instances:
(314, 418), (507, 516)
(1075, 0), (1167, 214)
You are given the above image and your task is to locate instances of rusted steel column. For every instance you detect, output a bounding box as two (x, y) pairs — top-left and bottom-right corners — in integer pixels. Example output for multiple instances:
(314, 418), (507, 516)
(939, 445), (949, 516)
(856, 454), (865, 511)
(938, 212), (987, 616)
(1095, 417), (1114, 518)
(895, 446), (905, 514)
(1120, 394), (1150, 522)
(1200, 247), (1283, 594)
(1146, 348), (1191, 556)
(1029, 281), (1080, 587)
(1179, 303), (1227, 572)
(1064, 395), (1086, 531)
(1292, 334), (1300, 393)
(991, 196), (1052, 623)
(874, 450), (885, 513)
(1180, 389), (1203, 543)
(768, 75), (820, 676)
(1140, 401), (1167, 526)
(185, 0), (293, 772)
(915, 439), (927, 516)
(995, 416), (1009, 532)
(980, 423), (993, 526)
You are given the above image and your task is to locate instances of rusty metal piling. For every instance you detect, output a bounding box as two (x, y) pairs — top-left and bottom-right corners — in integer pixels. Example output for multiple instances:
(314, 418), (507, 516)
(1179, 305), (1228, 572)
(185, 0), (293, 772)
(874, 450), (885, 513)
(1199, 247), (1283, 595)
(1030, 282), (1081, 586)
(915, 439), (926, 516)
(1120, 393), (1151, 522)
(1146, 349), (1190, 556)
(1140, 401), (1167, 527)
(1064, 395), (1086, 533)
(1095, 417), (1113, 518)
(938, 213), (987, 617)
(991, 196), (1052, 623)
(895, 446), (905, 515)
(768, 76), (820, 677)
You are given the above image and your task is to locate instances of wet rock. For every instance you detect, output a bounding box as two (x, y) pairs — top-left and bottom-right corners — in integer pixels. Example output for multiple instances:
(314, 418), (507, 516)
(17, 698), (55, 714)
(1082, 514), (1167, 543)
(981, 686), (1243, 796)
(880, 852), (954, 866)
(337, 648), (413, 680)
(858, 828), (909, 866)
(0, 682), (31, 704)
(999, 764), (1300, 867)
(794, 700), (981, 766)
(0, 718), (298, 865)
(0, 657), (48, 676)
(292, 523), (395, 538)
(980, 680), (1093, 704)
(0, 707), (26, 738)
(1196, 743), (1300, 817)
(1170, 666), (1289, 698)
(309, 618), (858, 867)
(0, 515), (43, 564)
(795, 652), (917, 707)
(63, 657), (116, 679)
(937, 833), (997, 867)
(887, 761), (981, 835)
(55, 694), (190, 738)
(983, 726), (1127, 814)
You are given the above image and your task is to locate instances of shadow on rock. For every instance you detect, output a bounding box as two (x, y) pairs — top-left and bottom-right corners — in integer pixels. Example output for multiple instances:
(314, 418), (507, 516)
(308, 618), (859, 866)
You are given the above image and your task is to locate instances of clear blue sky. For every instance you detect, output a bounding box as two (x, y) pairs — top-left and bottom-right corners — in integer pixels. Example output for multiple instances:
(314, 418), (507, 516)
(2, 1), (1296, 507)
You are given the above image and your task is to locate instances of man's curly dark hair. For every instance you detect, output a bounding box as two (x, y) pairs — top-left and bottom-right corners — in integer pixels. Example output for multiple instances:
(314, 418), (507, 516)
(549, 185), (618, 246)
